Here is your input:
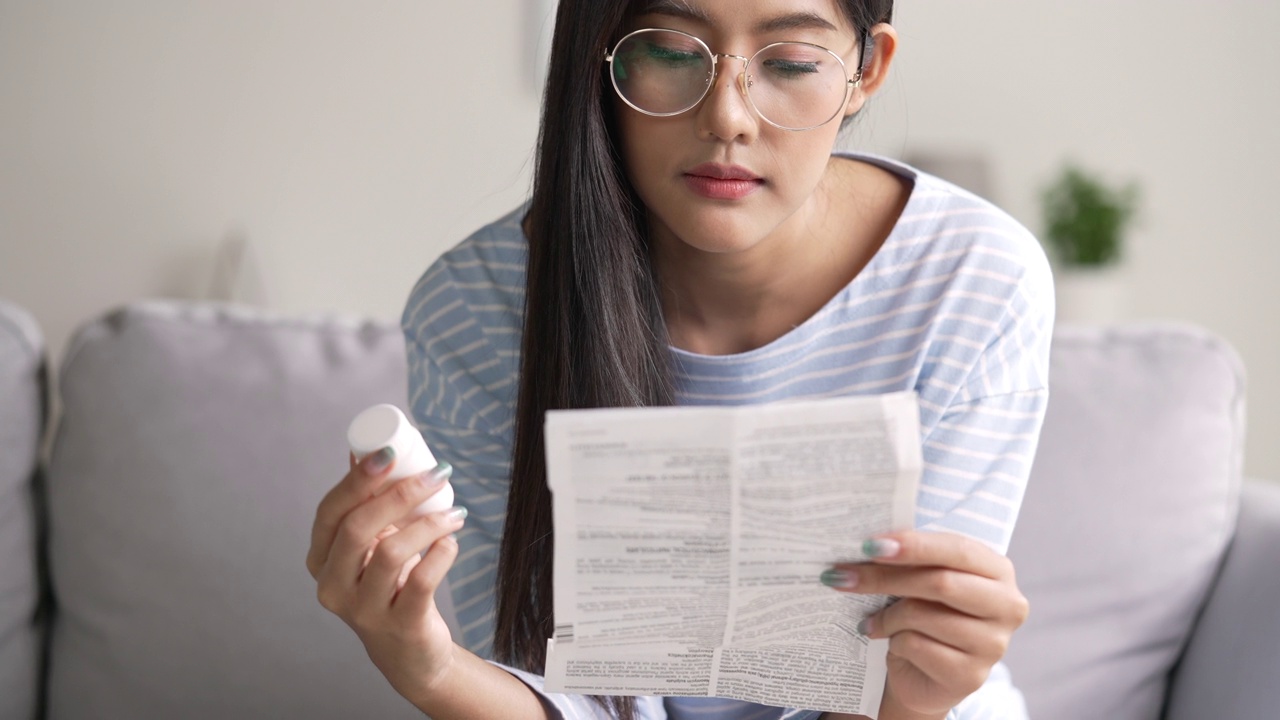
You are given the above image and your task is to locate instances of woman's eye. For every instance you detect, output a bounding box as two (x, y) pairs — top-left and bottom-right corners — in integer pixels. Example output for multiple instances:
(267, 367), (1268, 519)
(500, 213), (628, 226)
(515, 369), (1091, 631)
(762, 58), (821, 78)
(646, 43), (703, 65)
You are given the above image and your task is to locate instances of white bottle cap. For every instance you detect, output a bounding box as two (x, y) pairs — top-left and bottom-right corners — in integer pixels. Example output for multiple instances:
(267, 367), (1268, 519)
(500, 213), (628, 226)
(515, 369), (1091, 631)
(347, 404), (452, 516)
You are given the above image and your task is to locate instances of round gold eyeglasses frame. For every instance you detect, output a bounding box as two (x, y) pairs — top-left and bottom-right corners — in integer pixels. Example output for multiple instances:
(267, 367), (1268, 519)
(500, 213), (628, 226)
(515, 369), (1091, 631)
(603, 27), (872, 132)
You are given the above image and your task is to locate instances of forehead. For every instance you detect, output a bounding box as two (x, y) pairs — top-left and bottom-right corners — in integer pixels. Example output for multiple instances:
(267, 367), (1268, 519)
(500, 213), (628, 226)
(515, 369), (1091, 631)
(631, 0), (857, 37)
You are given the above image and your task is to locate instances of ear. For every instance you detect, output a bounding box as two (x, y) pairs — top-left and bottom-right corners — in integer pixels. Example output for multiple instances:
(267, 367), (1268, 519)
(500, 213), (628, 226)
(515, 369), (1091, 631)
(844, 22), (899, 117)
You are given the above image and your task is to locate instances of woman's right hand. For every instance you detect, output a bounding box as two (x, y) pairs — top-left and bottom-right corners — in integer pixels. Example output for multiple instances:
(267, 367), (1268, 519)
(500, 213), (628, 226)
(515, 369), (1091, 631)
(306, 450), (467, 705)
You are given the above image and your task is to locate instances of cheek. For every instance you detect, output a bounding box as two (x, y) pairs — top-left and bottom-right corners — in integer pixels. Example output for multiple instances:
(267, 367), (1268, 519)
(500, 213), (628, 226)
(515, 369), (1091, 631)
(772, 131), (844, 197)
(616, 114), (646, 179)
(615, 113), (674, 197)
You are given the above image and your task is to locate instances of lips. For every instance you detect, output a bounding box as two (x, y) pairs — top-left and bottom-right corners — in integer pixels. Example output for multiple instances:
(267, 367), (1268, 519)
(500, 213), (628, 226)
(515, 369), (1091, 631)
(683, 163), (764, 200)
(685, 163), (762, 181)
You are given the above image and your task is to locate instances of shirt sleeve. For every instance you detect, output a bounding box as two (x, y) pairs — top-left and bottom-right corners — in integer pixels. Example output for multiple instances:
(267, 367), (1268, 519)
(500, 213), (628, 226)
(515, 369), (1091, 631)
(498, 662), (668, 720)
(665, 698), (821, 719)
(916, 388), (1049, 554)
(947, 662), (1029, 720)
(406, 328), (671, 719)
(405, 325), (512, 659)
(910, 227), (1053, 718)
(913, 213), (1055, 554)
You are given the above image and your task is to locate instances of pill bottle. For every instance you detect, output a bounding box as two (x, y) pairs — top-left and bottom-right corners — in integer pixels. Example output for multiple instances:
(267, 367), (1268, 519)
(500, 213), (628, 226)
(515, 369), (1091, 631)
(347, 403), (454, 516)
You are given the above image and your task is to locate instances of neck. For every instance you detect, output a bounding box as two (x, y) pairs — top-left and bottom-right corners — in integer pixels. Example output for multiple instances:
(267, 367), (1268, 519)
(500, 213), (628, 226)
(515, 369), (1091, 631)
(654, 158), (901, 356)
(654, 223), (836, 355)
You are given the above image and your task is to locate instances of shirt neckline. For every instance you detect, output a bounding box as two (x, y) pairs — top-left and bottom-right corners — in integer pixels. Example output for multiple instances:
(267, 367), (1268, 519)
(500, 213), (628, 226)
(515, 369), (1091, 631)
(668, 151), (921, 363)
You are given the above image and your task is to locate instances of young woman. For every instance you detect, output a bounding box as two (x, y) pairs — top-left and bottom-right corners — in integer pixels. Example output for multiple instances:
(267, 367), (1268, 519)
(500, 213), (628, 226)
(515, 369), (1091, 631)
(307, 1), (1053, 718)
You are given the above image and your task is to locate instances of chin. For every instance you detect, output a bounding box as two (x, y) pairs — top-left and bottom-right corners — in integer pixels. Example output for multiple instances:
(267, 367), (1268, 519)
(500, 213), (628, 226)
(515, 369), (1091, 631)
(674, 221), (767, 255)
(643, 188), (789, 256)
(694, 203), (790, 247)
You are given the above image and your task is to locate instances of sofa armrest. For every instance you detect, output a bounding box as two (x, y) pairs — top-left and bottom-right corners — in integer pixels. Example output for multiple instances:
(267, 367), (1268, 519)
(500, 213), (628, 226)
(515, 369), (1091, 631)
(0, 300), (46, 720)
(1167, 479), (1280, 720)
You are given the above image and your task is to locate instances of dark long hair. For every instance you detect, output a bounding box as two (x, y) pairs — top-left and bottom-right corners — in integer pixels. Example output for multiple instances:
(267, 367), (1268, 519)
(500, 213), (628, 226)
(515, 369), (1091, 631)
(496, 1), (895, 717)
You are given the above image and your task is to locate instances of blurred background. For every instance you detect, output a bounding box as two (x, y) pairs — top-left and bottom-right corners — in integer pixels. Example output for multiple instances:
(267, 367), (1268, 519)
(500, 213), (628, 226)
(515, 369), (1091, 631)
(1, 1), (1276, 480)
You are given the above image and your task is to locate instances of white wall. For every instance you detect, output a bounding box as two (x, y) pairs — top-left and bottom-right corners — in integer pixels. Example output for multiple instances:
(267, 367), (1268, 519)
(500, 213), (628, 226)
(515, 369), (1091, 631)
(0, 0), (543, 349)
(856, 1), (1280, 484)
(2, 1), (1277, 481)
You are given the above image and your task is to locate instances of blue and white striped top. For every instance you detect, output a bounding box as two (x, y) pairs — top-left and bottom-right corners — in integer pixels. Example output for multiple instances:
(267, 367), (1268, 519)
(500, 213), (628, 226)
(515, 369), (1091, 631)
(402, 153), (1054, 719)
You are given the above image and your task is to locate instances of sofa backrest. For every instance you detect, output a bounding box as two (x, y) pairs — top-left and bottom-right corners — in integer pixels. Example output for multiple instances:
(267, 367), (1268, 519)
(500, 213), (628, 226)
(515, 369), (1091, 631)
(0, 300), (45, 720)
(44, 301), (424, 719)
(38, 302), (1249, 719)
(1005, 324), (1246, 720)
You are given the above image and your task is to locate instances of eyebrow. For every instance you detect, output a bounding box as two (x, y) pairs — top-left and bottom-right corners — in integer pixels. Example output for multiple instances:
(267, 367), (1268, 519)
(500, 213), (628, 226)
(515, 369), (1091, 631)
(638, 1), (840, 34)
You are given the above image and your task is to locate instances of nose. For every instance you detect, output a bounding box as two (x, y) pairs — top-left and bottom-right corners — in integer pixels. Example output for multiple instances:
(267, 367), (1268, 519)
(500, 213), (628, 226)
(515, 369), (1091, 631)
(694, 53), (758, 143)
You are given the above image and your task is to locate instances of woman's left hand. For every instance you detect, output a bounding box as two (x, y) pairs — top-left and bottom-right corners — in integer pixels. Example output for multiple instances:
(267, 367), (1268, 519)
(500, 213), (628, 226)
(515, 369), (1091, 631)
(821, 531), (1030, 718)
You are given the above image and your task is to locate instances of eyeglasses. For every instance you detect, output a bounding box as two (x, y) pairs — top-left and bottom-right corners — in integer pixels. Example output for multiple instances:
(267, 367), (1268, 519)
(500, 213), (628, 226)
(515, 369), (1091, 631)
(604, 28), (867, 132)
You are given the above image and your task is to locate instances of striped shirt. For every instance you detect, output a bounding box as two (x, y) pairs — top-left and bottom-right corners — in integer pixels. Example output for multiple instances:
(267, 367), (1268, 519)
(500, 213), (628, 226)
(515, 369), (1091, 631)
(402, 153), (1053, 719)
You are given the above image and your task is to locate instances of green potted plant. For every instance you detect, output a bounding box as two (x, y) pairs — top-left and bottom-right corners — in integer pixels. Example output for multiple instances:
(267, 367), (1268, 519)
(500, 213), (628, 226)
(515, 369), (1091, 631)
(1040, 163), (1140, 323)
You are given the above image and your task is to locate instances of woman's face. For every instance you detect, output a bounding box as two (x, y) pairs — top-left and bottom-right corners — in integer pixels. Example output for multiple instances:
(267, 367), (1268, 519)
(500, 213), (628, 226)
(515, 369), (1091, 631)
(613, 0), (871, 259)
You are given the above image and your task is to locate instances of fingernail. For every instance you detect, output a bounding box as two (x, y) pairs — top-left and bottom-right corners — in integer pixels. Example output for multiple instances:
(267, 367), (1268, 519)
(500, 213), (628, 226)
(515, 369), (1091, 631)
(858, 616), (877, 636)
(363, 446), (395, 475)
(820, 568), (858, 589)
(443, 505), (468, 522)
(863, 538), (901, 559)
(415, 461), (452, 488)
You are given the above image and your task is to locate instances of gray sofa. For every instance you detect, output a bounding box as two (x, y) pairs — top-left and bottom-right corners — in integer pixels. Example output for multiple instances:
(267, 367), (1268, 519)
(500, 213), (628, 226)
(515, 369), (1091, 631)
(1, 298), (1277, 720)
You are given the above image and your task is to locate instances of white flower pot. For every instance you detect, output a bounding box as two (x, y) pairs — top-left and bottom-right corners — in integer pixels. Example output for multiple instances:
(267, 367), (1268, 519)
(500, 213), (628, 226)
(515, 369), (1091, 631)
(1054, 265), (1128, 326)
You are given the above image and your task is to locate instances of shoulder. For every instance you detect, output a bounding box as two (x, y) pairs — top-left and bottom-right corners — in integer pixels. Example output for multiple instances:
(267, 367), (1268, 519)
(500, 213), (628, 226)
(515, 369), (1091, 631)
(842, 154), (1056, 400)
(401, 204), (529, 345)
(837, 154), (1054, 328)
(400, 206), (529, 425)
(870, 154), (1054, 304)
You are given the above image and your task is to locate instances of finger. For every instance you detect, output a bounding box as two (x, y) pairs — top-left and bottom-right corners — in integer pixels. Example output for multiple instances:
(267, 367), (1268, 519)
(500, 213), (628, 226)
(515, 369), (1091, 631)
(887, 630), (990, 695)
(857, 530), (1012, 581)
(359, 524), (405, 575)
(394, 553), (423, 591)
(867, 599), (1011, 660)
(321, 467), (452, 588)
(395, 532), (462, 620)
(307, 448), (398, 578)
(824, 564), (1008, 619)
(354, 506), (467, 611)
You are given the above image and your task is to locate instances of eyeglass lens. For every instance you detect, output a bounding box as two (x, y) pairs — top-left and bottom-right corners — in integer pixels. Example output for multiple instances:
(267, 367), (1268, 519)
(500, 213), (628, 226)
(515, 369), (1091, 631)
(610, 30), (849, 130)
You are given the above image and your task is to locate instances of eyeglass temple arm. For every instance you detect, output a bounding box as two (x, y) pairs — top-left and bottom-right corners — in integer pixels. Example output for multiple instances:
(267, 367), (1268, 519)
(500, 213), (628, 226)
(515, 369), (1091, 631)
(853, 29), (875, 85)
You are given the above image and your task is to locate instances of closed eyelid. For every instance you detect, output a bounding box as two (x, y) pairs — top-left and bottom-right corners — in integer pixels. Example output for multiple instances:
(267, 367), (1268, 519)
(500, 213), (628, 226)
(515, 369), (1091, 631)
(627, 29), (842, 60)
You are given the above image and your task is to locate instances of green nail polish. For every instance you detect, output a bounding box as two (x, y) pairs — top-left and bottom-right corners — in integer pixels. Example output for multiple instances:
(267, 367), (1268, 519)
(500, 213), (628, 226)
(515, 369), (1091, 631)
(863, 538), (901, 559)
(365, 446), (395, 474)
(820, 568), (856, 589)
(858, 616), (876, 636)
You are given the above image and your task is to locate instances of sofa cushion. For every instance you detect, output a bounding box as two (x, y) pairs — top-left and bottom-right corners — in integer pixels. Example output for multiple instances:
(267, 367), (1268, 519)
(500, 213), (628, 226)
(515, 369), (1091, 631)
(1005, 323), (1245, 720)
(1166, 480), (1280, 720)
(45, 301), (426, 719)
(0, 299), (46, 720)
